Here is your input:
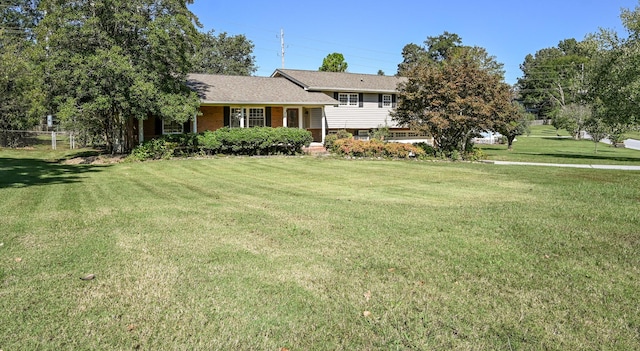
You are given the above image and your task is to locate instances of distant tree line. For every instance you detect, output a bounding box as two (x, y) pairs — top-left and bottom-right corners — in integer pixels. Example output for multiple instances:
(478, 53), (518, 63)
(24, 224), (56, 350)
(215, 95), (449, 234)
(517, 3), (640, 145)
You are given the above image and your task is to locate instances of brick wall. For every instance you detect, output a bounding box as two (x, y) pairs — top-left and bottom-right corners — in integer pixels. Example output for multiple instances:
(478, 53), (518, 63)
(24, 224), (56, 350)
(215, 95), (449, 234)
(270, 106), (283, 128)
(198, 106), (224, 132)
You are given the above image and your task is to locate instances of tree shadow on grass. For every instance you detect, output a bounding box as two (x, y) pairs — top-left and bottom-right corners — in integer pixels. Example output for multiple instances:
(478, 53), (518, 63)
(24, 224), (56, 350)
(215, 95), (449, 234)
(540, 137), (574, 141)
(0, 152), (110, 189)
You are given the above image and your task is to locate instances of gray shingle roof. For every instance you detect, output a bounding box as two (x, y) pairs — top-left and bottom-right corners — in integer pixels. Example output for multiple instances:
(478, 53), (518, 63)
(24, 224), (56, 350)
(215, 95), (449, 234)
(272, 69), (407, 93)
(187, 73), (338, 105)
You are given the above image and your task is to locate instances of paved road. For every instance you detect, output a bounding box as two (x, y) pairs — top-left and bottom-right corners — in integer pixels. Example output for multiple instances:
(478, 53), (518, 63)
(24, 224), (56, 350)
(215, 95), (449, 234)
(588, 134), (640, 151)
(483, 160), (640, 171)
(624, 138), (640, 150)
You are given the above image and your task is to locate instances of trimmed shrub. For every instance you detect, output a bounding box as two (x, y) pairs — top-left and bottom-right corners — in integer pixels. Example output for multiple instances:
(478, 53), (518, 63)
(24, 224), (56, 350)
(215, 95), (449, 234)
(324, 129), (353, 152)
(198, 127), (312, 156)
(332, 139), (425, 159)
(128, 128), (313, 161)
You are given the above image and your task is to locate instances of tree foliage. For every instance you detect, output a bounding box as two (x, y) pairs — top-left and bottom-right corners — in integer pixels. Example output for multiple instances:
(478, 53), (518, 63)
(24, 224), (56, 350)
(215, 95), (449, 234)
(397, 31), (504, 78)
(495, 102), (533, 150)
(517, 39), (592, 120)
(554, 103), (591, 139)
(587, 4), (640, 137)
(0, 0), (46, 146)
(393, 45), (514, 153)
(0, 0), (41, 45)
(319, 52), (347, 72)
(0, 41), (46, 145)
(35, 0), (201, 153)
(191, 29), (257, 75)
(583, 116), (609, 153)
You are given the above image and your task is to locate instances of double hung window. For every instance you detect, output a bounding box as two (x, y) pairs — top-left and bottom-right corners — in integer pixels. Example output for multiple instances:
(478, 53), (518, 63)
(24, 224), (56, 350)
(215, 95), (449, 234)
(230, 107), (265, 128)
(338, 93), (359, 106)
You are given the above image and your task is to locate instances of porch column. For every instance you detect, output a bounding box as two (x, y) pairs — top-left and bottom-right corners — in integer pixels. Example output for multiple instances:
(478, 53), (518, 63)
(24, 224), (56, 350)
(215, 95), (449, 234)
(240, 108), (245, 128)
(321, 108), (327, 144)
(283, 108), (288, 127)
(299, 108), (304, 129)
(138, 118), (144, 145)
(192, 113), (198, 133)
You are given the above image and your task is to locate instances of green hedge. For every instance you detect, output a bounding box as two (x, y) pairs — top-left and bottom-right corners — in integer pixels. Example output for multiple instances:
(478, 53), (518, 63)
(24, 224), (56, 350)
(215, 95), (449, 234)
(197, 127), (312, 155)
(127, 127), (313, 161)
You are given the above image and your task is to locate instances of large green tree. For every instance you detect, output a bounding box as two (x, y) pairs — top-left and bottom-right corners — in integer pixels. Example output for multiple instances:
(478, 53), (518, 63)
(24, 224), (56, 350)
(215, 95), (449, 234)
(0, 41), (46, 146)
(397, 31), (504, 78)
(517, 39), (592, 120)
(191, 29), (257, 75)
(319, 52), (347, 72)
(588, 3), (640, 140)
(393, 45), (513, 153)
(0, 0), (46, 146)
(0, 0), (41, 44)
(35, 0), (201, 153)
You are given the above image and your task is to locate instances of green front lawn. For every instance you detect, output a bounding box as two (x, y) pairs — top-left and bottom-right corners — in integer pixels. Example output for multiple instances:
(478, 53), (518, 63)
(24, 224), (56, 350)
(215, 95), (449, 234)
(480, 125), (640, 164)
(1, 149), (639, 349)
(624, 129), (640, 140)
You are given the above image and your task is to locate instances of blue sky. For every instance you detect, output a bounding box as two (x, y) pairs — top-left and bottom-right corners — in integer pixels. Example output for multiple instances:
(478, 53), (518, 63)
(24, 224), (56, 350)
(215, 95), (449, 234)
(188, 1), (638, 84)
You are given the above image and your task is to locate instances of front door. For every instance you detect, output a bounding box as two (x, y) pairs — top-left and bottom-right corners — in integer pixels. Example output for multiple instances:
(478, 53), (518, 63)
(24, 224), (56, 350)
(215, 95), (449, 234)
(287, 109), (299, 128)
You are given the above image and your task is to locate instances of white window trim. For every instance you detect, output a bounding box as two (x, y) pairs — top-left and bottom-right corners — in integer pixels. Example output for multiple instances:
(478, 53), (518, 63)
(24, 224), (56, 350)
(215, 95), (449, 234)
(247, 107), (266, 128)
(230, 107), (265, 128)
(230, 107), (243, 128)
(162, 120), (184, 134)
(382, 94), (392, 107)
(338, 93), (359, 107)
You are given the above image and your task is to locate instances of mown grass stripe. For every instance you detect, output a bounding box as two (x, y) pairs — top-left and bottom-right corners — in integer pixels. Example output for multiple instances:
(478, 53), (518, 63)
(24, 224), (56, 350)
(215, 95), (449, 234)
(0, 149), (639, 349)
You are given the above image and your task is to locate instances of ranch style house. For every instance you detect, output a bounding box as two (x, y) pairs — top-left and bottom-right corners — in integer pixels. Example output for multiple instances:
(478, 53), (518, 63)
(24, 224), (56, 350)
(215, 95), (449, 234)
(135, 69), (428, 144)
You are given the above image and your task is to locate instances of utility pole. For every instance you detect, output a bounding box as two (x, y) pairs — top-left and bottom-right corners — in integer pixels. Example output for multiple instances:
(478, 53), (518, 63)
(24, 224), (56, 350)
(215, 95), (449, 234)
(280, 28), (285, 68)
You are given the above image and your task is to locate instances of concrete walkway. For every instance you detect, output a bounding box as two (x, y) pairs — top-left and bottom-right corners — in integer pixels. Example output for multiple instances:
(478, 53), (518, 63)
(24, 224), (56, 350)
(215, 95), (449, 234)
(483, 160), (640, 171)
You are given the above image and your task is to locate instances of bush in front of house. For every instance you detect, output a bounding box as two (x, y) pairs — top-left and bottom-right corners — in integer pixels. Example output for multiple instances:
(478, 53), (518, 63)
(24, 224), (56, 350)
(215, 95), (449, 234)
(128, 128), (313, 161)
(198, 127), (312, 155)
(323, 129), (353, 152)
(127, 137), (180, 161)
(332, 138), (425, 159)
(126, 133), (199, 161)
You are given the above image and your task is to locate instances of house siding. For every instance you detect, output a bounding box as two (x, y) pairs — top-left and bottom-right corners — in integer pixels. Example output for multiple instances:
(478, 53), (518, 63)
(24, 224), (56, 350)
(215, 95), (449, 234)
(324, 92), (398, 129)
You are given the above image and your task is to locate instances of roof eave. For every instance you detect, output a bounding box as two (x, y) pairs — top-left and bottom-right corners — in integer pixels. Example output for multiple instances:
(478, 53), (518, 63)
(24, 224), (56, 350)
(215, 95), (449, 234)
(308, 87), (399, 93)
(271, 69), (310, 90)
(200, 100), (337, 106)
